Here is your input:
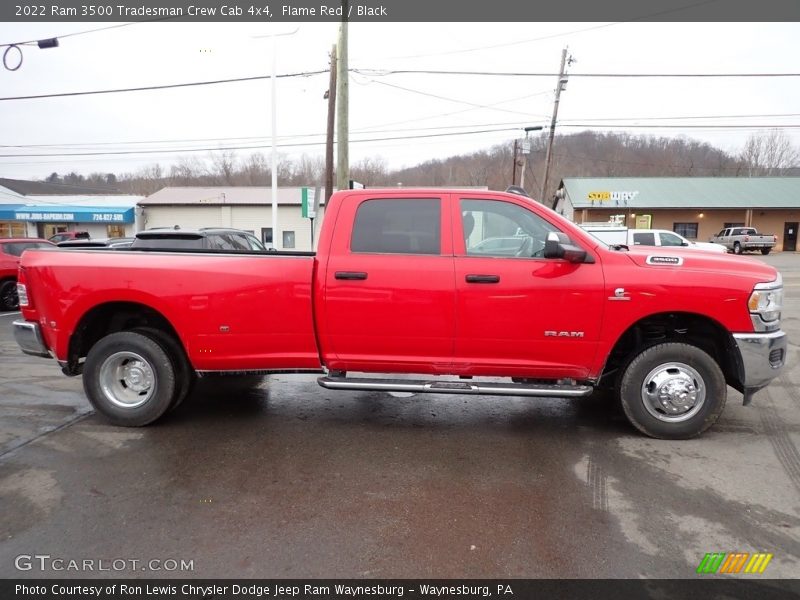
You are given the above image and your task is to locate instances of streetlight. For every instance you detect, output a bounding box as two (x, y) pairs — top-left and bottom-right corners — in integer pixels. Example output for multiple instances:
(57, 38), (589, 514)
(518, 126), (543, 191)
(252, 28), (300, 249)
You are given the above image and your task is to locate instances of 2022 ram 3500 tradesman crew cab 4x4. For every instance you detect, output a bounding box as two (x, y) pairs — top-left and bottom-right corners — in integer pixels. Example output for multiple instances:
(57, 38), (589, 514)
(13, 188), (787, 439)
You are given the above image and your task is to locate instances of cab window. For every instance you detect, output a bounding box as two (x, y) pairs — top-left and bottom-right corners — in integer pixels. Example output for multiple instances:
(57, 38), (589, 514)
(351, 199), (440, 255)
(632, 232), (656, 246)
(460, 199), (558, 258)
(659, 232), (685, 247)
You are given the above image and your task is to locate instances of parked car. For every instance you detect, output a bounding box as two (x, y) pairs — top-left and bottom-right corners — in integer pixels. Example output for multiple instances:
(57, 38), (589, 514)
(581, 225), (727, 253)
(48, 231), (90, 243)
(13, 188), (786, 439)
(710, 227), (777, 255)
(131, 228), (266, 251)
(0, 238), (55, 310)
(57, 238), (135, 250)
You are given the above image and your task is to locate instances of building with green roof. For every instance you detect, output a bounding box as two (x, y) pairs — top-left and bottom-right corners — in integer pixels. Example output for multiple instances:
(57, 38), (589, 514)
(553, 177), (800, 251)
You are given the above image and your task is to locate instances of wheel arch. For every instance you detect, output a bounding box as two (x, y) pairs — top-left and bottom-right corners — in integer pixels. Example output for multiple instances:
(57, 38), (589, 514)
(599, 311), (744, 394)
(65, 301), (188, 376)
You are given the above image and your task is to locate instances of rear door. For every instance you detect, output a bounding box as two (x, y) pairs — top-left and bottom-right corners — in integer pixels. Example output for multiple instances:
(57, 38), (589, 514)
(452, 195), (604, 379)
(321, 194), (456, 373)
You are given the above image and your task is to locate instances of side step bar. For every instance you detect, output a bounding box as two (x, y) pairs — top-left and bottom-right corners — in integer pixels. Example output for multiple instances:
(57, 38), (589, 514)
(317, 376), (593, 397)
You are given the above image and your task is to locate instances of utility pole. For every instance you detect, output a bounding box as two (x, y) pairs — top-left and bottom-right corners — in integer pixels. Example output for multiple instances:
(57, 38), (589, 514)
(540, 47), (569, 207)
(336, 4), (349, 191)
(512, 139), (519, 186)
(325, 45), (337, 206)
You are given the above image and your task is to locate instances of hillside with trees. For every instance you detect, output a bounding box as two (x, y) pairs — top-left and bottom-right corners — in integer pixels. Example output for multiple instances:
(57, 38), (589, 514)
(41, 130), (799, 203)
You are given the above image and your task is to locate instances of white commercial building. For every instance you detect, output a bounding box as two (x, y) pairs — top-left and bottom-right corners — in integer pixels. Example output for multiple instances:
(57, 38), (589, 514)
(139, 186), (325, 250)
(0, 178), (141, 239)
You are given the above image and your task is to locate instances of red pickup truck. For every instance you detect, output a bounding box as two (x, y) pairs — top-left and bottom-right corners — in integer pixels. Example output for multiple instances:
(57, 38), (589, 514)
(13, 188), (787, 439)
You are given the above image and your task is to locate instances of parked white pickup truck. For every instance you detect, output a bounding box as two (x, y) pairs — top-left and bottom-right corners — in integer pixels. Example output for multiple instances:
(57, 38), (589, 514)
(710, 227), (777, 255)
(580, 225), (727, 253)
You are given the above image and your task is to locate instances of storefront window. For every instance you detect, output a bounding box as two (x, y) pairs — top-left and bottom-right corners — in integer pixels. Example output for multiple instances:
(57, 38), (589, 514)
(107, 225), (126, 238)
(673, 223), (699, 239)
(0, 222), (26, 238)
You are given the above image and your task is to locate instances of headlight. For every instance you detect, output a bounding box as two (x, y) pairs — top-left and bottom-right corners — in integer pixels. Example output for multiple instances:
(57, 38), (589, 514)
(748, 275), (783, 324)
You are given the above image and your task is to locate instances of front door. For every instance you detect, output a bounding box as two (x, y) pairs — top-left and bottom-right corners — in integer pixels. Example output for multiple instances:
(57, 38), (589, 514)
(321, 194), (456, 374)
(452, 196), (605, 379)
(784, 222), (798, 252)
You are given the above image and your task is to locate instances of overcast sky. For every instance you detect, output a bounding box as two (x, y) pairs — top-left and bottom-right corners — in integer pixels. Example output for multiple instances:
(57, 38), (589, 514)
(0, 21), (798, 180)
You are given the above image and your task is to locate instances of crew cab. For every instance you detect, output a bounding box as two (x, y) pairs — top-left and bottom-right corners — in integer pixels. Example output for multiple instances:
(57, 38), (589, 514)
(0, 238), (55, 310)
(711, 227), (777, 255)
(12, 188), (788, 439)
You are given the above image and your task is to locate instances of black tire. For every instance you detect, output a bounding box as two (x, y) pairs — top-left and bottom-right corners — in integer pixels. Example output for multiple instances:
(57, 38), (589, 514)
(83, 331), (177, 426)
(0, 279), (18, 311)
(761, 248), (771, 255)
(618, 343), (726, 439)
(733, 242), (742, 255)
(131, 327), (196, 410)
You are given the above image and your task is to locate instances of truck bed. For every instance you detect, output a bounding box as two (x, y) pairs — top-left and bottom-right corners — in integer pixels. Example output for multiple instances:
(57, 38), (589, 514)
(21, 248), (322, 372)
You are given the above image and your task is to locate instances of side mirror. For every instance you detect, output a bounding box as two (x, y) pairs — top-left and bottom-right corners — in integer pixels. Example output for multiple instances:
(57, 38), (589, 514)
(544, 232), (593, 263)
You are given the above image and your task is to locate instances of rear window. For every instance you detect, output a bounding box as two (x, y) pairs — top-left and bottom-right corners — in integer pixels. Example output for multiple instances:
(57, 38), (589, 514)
(2, 242), (53, 256)
(351, 199), (441, 255)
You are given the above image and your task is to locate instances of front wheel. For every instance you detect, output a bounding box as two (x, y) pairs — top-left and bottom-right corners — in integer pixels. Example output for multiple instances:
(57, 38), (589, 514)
(618, 343), (726, 439)
(83, 331), (177, 426)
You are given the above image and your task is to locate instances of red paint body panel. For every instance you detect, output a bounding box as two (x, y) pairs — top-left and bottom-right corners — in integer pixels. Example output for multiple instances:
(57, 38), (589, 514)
(17, 189), (780, 383)
(20, 250), (320, 370)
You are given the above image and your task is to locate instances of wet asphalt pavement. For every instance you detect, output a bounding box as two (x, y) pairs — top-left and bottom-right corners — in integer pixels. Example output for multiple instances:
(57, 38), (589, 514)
(1, 253), (799, 579)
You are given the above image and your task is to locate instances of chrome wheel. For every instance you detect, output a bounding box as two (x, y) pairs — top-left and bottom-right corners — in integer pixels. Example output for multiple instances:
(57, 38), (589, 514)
(98, 351), (156, 409)
(640, 362), (706, 423)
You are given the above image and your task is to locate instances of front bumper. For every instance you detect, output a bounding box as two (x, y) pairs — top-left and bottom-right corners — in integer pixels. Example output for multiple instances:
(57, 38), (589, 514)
(732, 330), (787, 405)
(12, 320), (51, 358)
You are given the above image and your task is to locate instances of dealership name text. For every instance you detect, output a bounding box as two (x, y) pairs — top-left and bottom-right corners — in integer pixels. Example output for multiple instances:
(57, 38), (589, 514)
(15, 4), (388, 17)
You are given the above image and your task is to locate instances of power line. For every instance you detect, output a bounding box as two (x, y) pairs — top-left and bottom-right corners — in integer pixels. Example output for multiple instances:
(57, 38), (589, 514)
(560, 112), (800, 123)
(0, 121), (539, 150)
(2, 22), (148, 48)
(351, 90), (554, 132)
(3, 67), (799, 103)
(357, 76), (547, 118)
(0, 70), (329, 102)
(559, 123), (800, 129)
(2, 123), (799, 161)
(0, 126), (524, 159)
(353, 68), (800, 78)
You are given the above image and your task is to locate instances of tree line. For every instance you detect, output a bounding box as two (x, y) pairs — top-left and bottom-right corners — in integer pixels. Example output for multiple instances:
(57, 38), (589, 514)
(43, 130), (800, 202)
